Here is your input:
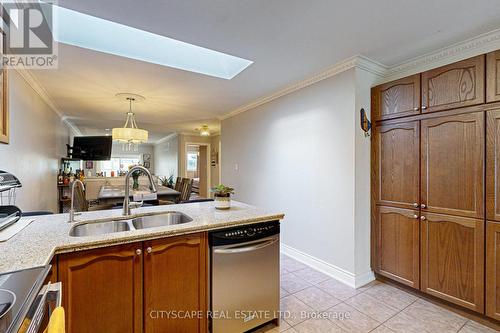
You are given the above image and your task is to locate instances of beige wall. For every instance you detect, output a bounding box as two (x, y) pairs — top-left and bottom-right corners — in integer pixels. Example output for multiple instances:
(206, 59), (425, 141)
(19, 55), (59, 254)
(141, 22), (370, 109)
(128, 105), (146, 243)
(221, 68), (379, 287)
(154, 134), (179, 178)
(210, 135), (221, 187)
(0, 71), (69, 213)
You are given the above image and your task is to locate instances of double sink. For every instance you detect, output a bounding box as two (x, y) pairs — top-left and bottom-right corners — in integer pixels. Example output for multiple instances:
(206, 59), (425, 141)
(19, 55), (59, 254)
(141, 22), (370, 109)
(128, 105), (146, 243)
(69, 212), (193, 237)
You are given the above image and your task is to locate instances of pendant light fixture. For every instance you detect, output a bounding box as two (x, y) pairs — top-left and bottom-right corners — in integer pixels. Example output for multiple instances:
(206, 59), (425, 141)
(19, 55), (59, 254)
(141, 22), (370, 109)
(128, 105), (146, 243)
(112, 93), (148, 151)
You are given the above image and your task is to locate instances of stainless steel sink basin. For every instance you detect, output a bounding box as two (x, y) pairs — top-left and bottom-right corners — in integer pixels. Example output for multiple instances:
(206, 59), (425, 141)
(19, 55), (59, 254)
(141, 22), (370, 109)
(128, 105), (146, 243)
(69, 220), (131, 237)
(132, 212), (193, 229)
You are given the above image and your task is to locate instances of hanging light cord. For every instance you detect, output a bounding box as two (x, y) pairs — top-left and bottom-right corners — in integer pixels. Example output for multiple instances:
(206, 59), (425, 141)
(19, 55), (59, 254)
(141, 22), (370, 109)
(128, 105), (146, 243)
(123, 98), (138, 129)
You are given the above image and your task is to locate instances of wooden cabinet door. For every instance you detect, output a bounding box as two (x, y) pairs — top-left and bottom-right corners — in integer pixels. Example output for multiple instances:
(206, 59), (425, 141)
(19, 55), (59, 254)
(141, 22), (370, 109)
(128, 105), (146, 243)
(487, 109), (500, 221)
(422, 55), (485, 113)
(375, 206), (420, 288)
(372, 75), (421, 120)
(487, 221), (500, 320)
(421, 213), (484, 312)
(144, 233), (208, 333)
(373, 121), (420, 209)
(487, 51), (500, 103)
(58, 243), (143, 333)
(421, 112), (484, 218)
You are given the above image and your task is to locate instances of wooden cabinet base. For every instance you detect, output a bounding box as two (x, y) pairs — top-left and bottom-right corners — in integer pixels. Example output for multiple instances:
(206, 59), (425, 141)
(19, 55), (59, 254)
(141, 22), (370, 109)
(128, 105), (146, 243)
(58, 232), (208, 333)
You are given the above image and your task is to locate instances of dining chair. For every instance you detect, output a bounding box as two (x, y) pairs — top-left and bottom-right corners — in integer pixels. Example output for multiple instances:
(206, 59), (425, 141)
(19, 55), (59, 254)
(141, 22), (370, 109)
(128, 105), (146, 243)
(174, 177), (182, 192)
(178, 178), (194, 203)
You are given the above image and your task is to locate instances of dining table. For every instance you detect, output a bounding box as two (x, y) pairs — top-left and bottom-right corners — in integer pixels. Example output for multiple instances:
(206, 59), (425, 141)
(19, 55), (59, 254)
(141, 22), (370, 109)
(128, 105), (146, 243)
(97, 184), (181, 206)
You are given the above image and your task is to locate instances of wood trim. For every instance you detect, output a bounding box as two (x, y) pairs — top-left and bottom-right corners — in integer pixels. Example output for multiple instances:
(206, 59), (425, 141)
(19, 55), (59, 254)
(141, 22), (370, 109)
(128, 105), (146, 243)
(0, 67), (8, 144)
(420, 213), (484, 312)
(374, 100), (500, 125)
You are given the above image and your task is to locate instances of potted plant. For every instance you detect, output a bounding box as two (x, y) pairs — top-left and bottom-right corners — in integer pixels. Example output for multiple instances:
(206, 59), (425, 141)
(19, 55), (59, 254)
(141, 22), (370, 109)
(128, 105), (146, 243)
(211, 184), (235, 210)
(159, 174), (174, 188)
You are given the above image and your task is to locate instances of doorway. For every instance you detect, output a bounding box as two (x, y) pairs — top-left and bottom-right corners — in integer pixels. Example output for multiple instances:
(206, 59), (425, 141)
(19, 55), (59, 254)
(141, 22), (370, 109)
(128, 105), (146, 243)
(185, 143), (210, 198)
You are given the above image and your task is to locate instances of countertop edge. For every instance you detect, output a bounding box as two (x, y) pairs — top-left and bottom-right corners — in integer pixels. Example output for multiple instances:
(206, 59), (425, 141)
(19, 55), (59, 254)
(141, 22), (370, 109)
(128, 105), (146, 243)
(52, 213), (285, 256)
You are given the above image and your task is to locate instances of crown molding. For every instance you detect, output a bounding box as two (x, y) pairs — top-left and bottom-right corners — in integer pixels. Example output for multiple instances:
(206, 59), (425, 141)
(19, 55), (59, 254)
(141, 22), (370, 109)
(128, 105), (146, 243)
(380, 27), (500, 83)
(220, 27), (500, 121)
(155, 132), (178, 145)
(14, 68), (82, 135)
(219, 55), (386, 121)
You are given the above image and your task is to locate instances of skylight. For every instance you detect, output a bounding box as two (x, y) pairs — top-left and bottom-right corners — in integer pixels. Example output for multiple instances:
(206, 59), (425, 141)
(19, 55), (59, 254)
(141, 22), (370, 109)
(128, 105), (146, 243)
(48, 4), (253, 79)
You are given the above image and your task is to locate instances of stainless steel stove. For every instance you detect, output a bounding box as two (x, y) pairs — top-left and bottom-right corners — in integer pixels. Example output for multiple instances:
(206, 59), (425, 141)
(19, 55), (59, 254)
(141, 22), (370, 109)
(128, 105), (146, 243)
(0, 266), (61, 333)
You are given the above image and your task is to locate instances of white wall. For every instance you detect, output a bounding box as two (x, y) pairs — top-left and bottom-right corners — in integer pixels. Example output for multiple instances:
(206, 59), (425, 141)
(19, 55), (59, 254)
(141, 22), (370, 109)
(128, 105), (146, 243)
(221, 67), (379, 287)
(111, 142), (155, 172)
(154, 134), (179, 178)
(0, 71), (69, 213)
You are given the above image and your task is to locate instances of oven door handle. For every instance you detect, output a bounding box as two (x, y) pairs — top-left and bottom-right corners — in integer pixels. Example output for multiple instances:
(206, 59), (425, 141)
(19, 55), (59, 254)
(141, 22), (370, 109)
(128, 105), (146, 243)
(213, 236), (279, 254)
(44, 282), (62, 308)
(25, 282), (62, 333)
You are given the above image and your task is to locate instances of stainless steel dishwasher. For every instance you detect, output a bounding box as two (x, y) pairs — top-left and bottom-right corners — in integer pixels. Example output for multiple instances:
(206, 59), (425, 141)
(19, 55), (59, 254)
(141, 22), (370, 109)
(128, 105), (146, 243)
(210, 221), (280, 333)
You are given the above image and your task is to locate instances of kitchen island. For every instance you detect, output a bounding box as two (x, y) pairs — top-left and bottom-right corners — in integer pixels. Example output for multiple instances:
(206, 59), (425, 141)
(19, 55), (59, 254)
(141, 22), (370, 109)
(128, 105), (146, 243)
(0, 201), (284, 333)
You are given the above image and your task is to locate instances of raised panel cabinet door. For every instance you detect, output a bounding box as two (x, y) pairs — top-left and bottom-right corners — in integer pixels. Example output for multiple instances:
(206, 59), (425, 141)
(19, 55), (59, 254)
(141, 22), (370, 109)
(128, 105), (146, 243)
(375, 206), (420, 288)
(420, 213), (484, 312)
(58, 243), (143, 333)
(486, 221), (500, 320)
(421, 112), (484, 218)
(487, 109), (500, 221)
(373, 121), (420, 209)
(372, 74), (421, 120)
(487, 51), (500, 102)
(144, 233), (208, 333)
(422, 55), (485, 113)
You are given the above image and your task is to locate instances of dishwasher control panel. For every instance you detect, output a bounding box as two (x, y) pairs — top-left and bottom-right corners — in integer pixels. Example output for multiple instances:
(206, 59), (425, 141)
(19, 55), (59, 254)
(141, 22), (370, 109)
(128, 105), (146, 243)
(210, 221), (280, 246)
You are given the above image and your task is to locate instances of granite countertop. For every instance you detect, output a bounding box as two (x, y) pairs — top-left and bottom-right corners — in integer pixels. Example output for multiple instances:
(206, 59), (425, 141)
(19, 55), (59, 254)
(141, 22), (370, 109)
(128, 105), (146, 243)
(0, 201), (284, 274)
(98, 184), (180, 199)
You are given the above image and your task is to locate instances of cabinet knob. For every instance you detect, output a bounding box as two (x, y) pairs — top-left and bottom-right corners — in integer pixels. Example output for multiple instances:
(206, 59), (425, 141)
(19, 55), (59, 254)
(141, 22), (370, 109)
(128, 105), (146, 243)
(421, 204), (427, 209)
(420, 216), (426, 221)
(136, 249), (142, 255)
(413, 107), (419, 111)
(413, 202), (419, 208)
(146, 247), (152, 254)
(413, 214), (419, 219)
(421, 106), (427, 110)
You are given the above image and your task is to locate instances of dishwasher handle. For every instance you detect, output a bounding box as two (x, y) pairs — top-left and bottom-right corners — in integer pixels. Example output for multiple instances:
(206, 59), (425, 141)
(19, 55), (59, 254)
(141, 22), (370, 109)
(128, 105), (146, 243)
(213, 236), (278, 254)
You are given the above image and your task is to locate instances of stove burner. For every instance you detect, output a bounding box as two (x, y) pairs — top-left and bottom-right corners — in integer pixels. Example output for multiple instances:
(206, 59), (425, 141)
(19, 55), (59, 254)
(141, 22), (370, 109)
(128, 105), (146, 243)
(0, 289), (16, 318)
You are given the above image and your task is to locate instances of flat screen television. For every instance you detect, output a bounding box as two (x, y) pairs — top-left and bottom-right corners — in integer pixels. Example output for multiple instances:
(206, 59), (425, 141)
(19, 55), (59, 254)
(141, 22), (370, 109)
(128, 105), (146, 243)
(72, 136), (112, 161)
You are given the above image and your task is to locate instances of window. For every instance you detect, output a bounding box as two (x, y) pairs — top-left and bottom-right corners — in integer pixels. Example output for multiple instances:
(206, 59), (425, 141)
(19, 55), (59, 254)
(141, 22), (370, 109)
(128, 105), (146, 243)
(187, 153), (198, 172)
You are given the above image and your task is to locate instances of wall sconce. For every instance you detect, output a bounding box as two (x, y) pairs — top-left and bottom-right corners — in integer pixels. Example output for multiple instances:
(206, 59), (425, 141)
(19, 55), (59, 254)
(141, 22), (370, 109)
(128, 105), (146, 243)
(360, 108), (371, 137)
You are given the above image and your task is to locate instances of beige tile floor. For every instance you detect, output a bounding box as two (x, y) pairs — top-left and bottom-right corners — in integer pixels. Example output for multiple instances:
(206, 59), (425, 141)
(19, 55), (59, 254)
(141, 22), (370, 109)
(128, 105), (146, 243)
(250, 254), (499, 333)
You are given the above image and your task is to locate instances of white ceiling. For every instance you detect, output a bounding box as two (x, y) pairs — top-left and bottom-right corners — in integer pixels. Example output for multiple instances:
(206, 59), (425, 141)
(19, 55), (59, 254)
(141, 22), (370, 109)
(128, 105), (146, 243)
(31, 0), (500, 142)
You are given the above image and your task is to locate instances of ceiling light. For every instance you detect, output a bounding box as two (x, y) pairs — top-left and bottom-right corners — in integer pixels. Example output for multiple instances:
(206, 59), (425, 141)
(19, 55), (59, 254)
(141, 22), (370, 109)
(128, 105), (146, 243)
(112, 94), (148, 151)
(48, 4), (253, 79)
(199, 125), (210, 137)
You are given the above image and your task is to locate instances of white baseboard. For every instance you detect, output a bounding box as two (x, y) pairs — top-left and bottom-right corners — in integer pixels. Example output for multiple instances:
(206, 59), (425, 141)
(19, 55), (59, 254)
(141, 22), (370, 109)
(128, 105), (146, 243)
(280, 243), (375, 289)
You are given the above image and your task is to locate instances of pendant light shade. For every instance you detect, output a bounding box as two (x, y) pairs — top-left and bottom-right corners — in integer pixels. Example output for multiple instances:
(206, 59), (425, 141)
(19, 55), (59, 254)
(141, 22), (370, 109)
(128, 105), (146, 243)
(112, 96), (149, 148)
